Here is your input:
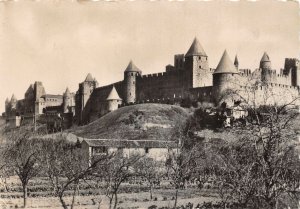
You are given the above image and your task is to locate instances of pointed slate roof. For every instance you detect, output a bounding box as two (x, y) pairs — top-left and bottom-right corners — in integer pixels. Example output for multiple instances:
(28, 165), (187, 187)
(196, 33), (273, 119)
(64, 87), (71, 96)
(5, 98), (9, 104)
(185, 37), (207, 57)
(234, 55), (239, 65)
(85, 73), (94, 82)
(11, 94), (17, 102)
(106, 86), (122, 101)
(124, 60), (141, 73)
(214, 50), (239, 74)
(25, 84), (34, 94)
(260, 52), (270, 62)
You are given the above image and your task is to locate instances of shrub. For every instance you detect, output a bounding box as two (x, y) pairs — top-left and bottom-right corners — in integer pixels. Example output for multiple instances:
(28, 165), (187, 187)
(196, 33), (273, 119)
(148, 205), (157, 209)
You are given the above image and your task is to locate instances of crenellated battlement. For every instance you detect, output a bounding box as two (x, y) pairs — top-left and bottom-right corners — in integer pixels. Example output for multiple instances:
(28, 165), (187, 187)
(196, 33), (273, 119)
(6, 38), (300, 127)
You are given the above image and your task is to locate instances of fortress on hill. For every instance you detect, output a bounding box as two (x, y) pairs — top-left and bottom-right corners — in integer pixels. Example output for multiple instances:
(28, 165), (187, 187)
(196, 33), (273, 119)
(3, 38), (300, 126)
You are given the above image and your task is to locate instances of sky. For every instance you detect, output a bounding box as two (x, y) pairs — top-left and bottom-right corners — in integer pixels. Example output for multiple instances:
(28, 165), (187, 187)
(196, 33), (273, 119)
(0, 0), (299, 112)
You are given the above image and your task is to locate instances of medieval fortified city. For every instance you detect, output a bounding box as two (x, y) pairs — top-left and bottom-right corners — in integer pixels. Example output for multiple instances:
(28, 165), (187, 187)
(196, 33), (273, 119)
(0, 1), (299, 209)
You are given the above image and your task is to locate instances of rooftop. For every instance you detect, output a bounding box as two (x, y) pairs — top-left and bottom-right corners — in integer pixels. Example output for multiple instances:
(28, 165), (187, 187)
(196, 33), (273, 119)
(214, 50), (239, 74)
(124, 60), (141, 73)
(261, 52), (271, 62)
(185, 37), (207, 57)
(83, 139), (177, 148)
(84, 73), (94, 82)
(106, 86), (122, 101)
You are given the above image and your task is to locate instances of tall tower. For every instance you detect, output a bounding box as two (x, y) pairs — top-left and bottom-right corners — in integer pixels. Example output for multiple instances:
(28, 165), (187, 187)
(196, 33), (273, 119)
(33, 81), (46, 101)
(234, 55), (239, 70)
(260, 52), (272, 83)
(213, 50), (239, 104)
(124, 60), (141, 104)
(33, 81), (46, 114)
(75, 73), (98, 124)
(63, 87), (71, 113)
(10, 94), (17, 109)
(184, 37), (211, 88)
(284, 58), (300, 87)
(24, 84), (34, 114)
(5, 98), (9, 117)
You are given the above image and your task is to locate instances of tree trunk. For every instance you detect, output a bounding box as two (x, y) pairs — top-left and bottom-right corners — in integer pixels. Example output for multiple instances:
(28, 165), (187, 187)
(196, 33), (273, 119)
(70, 183), (79, 209)
(109, 195), (113, 209)
(266, 198), (276, 209)
(150, 184), (153, 200)
(59, 194), (68, 209)
(113, 192), (118, 209)
(22, 183), (27, 208)
(174, 187), (178, 208)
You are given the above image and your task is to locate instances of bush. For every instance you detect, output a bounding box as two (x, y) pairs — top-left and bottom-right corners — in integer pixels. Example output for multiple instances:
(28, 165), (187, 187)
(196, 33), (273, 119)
(148, 205), (157, 209)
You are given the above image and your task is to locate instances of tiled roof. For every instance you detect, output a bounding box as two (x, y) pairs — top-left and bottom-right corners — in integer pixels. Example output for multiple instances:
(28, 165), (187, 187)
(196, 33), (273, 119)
(214, 50), (239, 74)
(185, 37), (207, 57)
(261, 52), (270, 62)
(106, 86), (121, 101)
(124, 60), (141, 73)
(43, 94), (63, 99)
(83, 139), (177, 149)
(85, 73), (94, 82)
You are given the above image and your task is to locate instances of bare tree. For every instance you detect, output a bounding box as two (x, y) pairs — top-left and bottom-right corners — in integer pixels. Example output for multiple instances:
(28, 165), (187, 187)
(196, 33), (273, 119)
(133, 156), (165, 200)
(2, 129), (39, 208)
(165, 119), (206, 208)
(37, 138), (109, 209)
(93, 151), (141, 209)
(211, 76), (300, 209)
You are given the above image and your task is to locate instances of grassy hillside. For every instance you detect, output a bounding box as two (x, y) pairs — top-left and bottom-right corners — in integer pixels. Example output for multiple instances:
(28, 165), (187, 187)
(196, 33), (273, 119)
(71, 103), (190, 140)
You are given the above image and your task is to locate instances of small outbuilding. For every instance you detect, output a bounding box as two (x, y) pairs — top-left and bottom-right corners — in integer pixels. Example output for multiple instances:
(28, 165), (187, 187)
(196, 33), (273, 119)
(81, 138), (178, 166)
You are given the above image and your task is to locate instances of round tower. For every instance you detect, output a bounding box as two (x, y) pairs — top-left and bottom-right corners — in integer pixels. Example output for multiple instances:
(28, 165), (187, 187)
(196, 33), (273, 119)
(10, 94), (17, 109)
(260, 52), (272, 83)
(106, 86), (122, 112)
(234, 55), (239, 70)
(63, 87), (71, 113)
(124, 60), (141, 104)
(5, 98), (9, 116)
(213, 50), (239, 104)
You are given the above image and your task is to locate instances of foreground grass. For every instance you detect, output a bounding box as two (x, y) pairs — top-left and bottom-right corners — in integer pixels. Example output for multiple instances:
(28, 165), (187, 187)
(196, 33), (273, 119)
(0, 189), (218, 209)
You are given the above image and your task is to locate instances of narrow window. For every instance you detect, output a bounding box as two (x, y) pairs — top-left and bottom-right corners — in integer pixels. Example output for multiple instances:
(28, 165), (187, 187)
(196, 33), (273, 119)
(145, 148), (149, 154)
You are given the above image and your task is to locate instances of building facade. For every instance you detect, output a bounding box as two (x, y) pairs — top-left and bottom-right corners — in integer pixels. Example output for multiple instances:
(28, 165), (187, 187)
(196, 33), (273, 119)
(4, 81), (75, 127)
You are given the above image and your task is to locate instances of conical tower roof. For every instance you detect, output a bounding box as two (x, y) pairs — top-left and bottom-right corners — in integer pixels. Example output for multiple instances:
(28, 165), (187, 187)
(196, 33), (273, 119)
(106, 86), (122, 101)
(234, 55), (239, 66)
(85, 73), (94, 82)
(124, 60), (141, 73)
(214, 50), (239, 74)
(64, 87), (71, 96)
(260, 52), (270, 62)
(185, 37), (207, 57)
(11, 94), (17, 102)
(25, 84), (34, 94)
(5, 98), (9, 104)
